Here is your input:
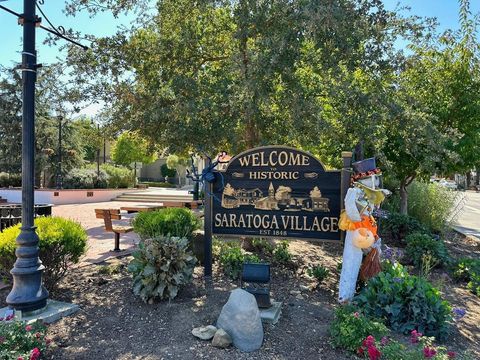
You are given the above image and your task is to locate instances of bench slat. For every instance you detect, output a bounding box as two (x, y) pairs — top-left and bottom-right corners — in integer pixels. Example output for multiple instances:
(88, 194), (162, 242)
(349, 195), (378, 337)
(112, 226), (134, 233)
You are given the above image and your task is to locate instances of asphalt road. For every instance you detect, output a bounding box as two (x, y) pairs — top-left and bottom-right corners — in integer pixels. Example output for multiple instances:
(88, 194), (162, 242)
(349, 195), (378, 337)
(453, 190), (480, 240)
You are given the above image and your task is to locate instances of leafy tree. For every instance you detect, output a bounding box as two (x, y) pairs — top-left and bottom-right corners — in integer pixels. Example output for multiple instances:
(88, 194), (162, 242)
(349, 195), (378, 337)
(111, 131), (156, 167)
(381, 0), (480, 213)
(64, 0), (420, 156)
(0, 66), (85, 186)
(0, 71), (22, 173)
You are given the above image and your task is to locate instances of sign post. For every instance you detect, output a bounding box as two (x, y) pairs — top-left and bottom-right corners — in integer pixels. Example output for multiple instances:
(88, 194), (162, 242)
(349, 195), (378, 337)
(203, 157), (213, 277)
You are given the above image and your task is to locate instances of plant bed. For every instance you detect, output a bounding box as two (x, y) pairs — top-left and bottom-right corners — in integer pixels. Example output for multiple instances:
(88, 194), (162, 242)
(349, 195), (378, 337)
(0, 236), (477, 359)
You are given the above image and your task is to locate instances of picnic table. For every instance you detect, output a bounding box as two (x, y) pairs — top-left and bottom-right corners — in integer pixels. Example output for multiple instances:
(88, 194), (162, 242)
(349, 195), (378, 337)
(120, 201), (203, 213)
(120, 205), (164, 213)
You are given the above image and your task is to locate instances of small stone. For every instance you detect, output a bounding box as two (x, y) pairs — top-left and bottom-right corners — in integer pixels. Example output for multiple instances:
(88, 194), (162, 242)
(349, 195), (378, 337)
(295, 294), (304, 300)
(211, 329), (232, 348)
(289, 290), (300, 295)
(192, 325), (217, 340)
(299, 284), (310, 292)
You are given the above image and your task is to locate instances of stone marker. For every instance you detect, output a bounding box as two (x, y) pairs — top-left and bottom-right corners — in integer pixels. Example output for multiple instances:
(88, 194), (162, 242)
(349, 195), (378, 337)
(216, 288), (263, 352)
(192, 325), (217, 340)
(212, 328), (232, 348)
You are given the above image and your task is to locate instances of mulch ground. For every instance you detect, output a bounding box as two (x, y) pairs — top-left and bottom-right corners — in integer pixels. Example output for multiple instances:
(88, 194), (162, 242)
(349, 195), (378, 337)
(1, 235), (479, 359)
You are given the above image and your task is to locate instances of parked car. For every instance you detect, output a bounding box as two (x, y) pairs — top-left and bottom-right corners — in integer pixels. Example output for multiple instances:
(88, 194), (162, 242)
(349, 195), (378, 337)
(438, 179), (458, 190)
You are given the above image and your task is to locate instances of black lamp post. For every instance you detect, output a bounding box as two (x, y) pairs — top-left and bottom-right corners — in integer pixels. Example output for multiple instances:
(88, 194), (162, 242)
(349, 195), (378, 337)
(56, 115), (63, 190)
(6, 0), (48, 312)
(91, 120), (100, 176)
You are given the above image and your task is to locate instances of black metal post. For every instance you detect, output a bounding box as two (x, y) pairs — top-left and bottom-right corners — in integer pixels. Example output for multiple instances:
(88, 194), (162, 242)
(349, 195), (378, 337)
(203, 157), (213, 277)
(96, 124), (100, 176)
(103, 135), (106, 164)
(56, 116), (63, 189)
(193, 181), (199, 201)
(340, 151), (353, 243)
(7, 0), (48, 312)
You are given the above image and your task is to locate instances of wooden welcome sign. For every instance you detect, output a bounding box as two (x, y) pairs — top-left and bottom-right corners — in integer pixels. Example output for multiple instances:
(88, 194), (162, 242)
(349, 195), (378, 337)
(211, 146), (342, 241)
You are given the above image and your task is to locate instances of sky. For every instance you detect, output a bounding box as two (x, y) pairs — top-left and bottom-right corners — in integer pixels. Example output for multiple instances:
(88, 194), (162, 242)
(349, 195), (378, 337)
(0, 0), (479, 116)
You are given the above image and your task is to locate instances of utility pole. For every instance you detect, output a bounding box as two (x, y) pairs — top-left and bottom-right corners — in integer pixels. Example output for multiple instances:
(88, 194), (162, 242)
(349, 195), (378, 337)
(7, 0), (49, 312)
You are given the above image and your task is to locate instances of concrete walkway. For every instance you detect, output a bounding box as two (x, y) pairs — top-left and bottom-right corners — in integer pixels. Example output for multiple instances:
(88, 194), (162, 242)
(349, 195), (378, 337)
(453, 191), (480, 241)
(52, 201), (161, 267)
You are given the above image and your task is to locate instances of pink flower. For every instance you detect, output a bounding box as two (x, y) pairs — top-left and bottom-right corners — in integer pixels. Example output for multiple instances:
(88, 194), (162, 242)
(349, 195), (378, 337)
(368, 345), (382, 360)
(363, 335), (376, 348)
(354, 312), (360, 318)
(30, 348), (41, 360)
(45, 338), (51, 346)
(357, 347), (364, 356)
(410, 330), (423, 343)
(447, 351), (456, 358)
(35, 332), (41, 339)
(25, 325), (33, 332)
(17, 357), (23, 360)
(423, 346), (437, 358)
(6, 314), (14, 321)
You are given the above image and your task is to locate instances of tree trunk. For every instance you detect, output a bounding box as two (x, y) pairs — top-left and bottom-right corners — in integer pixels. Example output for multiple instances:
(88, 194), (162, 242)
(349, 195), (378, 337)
(399, 175), (415, 215)
(399, 180), (408, 215)
(475, 166), (479, 186)
(466, 171), (471, 189)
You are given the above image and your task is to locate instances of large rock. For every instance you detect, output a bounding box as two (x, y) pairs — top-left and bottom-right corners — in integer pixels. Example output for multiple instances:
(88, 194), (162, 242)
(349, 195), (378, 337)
(216, 289), (263, 352)
(211, 328), (232, 348)
(192, 325), (217, 340)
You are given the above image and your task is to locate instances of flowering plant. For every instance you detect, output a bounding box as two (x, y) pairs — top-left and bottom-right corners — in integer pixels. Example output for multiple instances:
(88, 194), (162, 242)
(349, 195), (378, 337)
(329, 305), (388, 353)
(0, 317), (50, 360)
(358, 332), (474, 360)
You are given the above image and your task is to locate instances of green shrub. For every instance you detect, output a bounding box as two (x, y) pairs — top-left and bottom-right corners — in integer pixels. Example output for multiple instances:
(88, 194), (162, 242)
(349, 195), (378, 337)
(63, 168), (108, 189)
(218, 242), (260, 280)
(132, 208), (200, 240)
(451, 258), (480, 297)
(307, 265), (330, 284)
(161, 163), (176, 178)
(251, 238), (275, 255)
(405, 232), (450, 268)
(0, 217), (87, 291)
(0, 172), (21, 188)
(128, 236), (196, 302)
(273, 240), (292, 264)
(329, 305), (389, 353)
(101, 164), (134, 188)
(407, 181), (460, 232)
(0, 318), (49, 359)
(379, 212), (428, 243)
(450, 257), (480, 282)
(467, 272), (480, 297)
(354, 262), (452, 339)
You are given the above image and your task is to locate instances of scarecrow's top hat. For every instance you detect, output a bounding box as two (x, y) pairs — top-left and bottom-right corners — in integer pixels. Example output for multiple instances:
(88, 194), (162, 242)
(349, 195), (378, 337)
(351, 157), (381, 181)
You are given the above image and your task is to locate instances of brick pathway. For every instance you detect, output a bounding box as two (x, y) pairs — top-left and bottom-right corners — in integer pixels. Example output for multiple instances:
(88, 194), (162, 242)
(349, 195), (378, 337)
(52, 201), (160, 267)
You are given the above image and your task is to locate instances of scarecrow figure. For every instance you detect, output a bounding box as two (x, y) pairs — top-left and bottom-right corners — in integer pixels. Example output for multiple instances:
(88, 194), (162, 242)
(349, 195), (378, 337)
(338, 158), (390, 303)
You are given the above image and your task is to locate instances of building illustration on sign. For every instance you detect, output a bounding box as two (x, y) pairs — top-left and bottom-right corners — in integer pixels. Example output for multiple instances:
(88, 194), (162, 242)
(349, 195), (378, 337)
(221, 182), (330, 212)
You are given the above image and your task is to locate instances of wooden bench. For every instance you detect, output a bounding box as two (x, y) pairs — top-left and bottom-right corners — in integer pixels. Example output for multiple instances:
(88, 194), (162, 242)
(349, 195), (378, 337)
(95, 209), (133, 252)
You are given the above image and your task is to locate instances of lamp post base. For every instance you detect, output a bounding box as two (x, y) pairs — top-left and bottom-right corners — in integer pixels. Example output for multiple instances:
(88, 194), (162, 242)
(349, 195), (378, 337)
(6, 266), (48, 312)
(6, 227), (49, 313)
